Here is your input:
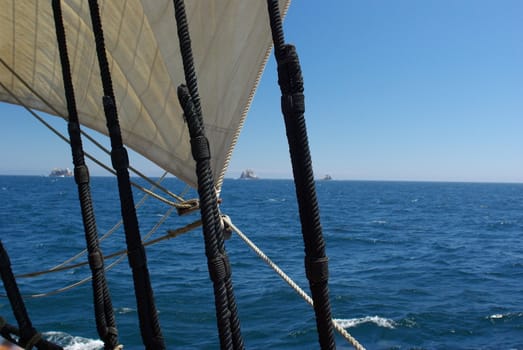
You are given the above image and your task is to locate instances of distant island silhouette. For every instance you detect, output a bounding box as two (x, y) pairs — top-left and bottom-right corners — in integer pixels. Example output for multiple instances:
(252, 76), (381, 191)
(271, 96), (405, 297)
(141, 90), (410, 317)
(49, 168), (73, 177)
(239, 169), (259, 180)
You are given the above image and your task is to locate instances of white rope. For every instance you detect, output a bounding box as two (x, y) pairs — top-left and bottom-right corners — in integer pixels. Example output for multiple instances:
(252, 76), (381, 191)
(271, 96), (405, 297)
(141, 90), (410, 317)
(222, 215), (366, 350)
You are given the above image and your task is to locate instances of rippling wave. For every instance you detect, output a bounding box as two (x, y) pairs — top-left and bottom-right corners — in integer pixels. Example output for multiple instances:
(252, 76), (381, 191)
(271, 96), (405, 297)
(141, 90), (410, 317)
(1, 177), (523, 349)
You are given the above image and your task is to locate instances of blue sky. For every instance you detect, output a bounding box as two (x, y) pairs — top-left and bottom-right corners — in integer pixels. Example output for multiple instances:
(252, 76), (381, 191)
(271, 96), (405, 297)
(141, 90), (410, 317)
(1, 1), (523, 182)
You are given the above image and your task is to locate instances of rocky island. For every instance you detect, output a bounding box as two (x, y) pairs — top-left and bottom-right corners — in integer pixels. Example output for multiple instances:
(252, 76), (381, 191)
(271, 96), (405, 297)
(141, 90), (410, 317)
(49, 168), (73, 177)
(239, 169), (259, 180)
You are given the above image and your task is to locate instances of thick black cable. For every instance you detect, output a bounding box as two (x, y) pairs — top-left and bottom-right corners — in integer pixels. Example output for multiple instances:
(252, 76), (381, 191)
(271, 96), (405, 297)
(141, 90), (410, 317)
(0, 243), (63, 350)
(51, 2), (119, 349)
(173, 0), (244, 349)
(173, 1), (244, 348)
(177, 86), (235, 350)
(86, 1), (165, 349)
(266, 1), (336, 349)
(267, 0), (286, 60)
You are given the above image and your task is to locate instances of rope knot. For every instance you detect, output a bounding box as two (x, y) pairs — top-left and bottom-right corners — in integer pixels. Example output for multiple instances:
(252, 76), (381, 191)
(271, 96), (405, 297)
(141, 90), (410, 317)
(190, 136), (211, 161)
(110, 147), (129, 171)
(281, 93), (305, 116)
(88, 250), (104, 270)
(305, 256), (329, 284)
(74, 165), (90, 185)
(208, 253), (231, 283)
(277, 44), (304, 94)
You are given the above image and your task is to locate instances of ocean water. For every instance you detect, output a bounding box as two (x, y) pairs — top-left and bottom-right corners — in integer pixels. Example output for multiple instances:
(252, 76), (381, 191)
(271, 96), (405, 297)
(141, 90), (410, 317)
(0, 176), (522, 349)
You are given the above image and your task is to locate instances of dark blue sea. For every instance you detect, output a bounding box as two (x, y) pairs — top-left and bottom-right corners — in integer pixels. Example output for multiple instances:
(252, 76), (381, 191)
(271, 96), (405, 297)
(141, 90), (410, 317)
(1, 176), (522, 349)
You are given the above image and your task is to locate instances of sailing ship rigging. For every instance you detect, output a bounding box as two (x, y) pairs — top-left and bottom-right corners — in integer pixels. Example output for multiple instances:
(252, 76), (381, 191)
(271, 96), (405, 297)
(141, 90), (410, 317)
(0, 1), (362, 349)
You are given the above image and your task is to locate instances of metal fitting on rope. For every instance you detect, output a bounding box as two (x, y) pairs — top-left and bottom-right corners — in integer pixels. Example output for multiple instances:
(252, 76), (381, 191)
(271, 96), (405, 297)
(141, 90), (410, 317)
(127, 246), (147, 269)
(305, 257), (329, 284)
(74, 165), (90, 185)
(208, 253), (231, 283)
(111, 147), (129, 171)
(88, 250), (104, 270)
(276, 45), (304, 95)
(190, 136), (211, 161)
(281, 93), (305, 115)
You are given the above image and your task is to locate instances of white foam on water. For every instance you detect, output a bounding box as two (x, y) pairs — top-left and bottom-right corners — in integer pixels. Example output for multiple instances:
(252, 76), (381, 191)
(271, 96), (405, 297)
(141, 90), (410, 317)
(116, 306), (135, 314)
(43, 332), (103, 350)
(371, 220), (387, 225)
(334, 316), (396, 329)
(267, 198), (286, 202)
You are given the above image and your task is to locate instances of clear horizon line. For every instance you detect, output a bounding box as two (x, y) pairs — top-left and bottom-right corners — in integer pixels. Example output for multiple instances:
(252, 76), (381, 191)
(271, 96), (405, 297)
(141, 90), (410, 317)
(1, 172), (522, 185)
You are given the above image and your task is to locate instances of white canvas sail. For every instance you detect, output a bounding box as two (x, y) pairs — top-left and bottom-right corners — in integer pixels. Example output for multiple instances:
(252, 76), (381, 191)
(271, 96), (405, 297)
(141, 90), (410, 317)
(0, 0), (289, 189)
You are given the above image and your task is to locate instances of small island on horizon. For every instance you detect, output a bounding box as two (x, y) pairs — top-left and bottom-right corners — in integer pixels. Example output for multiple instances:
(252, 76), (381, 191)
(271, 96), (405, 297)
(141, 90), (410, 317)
(239, 169), (259, 180)
(49, 168), (73, 177)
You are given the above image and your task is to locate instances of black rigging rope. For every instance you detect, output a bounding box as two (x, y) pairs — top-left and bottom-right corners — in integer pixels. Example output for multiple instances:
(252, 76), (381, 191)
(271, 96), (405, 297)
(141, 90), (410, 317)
(86, 1), (165, 349)
(173, 1), (244, 349)
(177, 87), (238, 350)
(51, 2), (119, 349)
(0, 242), (63, 350)
(266, 1), (336, 349)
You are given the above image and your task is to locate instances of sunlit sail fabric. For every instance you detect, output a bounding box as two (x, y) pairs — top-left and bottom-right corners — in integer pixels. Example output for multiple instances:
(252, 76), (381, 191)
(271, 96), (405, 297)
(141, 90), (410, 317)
(0, 0), (289, 189)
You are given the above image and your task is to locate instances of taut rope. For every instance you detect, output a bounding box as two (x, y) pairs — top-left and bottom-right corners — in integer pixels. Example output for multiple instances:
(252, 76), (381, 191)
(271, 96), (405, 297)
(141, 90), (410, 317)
(266, 1), (336, 348)
(51, 1), (119, 348)
(87, 1), (165, 348)
(222, 216), (366, 350)
(173, 1), (244, 349)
